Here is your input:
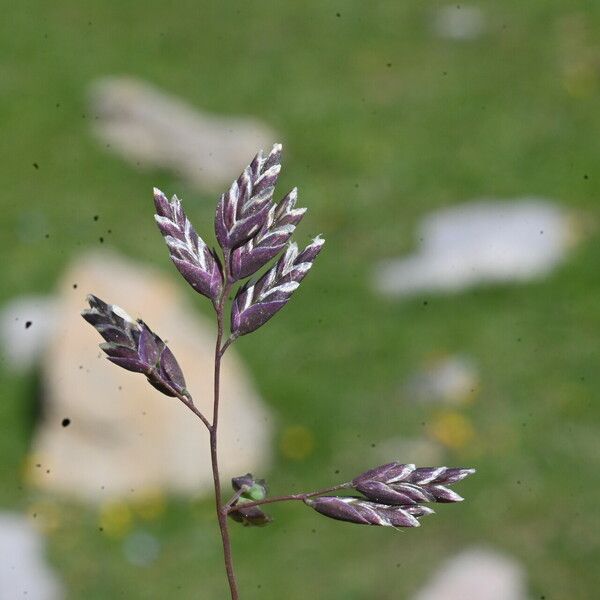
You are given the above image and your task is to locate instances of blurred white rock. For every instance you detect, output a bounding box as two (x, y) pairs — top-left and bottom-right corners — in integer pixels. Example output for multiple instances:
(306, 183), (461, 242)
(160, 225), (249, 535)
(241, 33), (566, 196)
(0, 512), (63, 600)
(29, 251), (273, 503)
(432, 5), (486, 41)
(406, 355), (479, 406)
(412, 547), (527, 600)
(374, 199), (576, 298)
(89, 77), (278, 192)
(0, 296), (58, 372)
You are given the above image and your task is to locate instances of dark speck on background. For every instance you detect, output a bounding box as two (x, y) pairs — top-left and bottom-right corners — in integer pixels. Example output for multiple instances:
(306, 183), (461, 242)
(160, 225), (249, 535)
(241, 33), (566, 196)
(33, 162), (39, 169)
(25, 321), (32, 329)
(93, 215), (99, 221)
(62, 418), (71, 427)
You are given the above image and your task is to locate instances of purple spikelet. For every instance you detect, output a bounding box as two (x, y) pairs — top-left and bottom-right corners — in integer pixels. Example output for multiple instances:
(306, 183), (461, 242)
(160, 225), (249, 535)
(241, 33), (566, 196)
(305, 496), (434, 528)
(154, 188), (223, 302)
(230, 187), (306, 281)
(81, 295), (187, 397)
(231, 236), (325, 336)
(352, 463), (476, 505)
(215, 144), (282, 252)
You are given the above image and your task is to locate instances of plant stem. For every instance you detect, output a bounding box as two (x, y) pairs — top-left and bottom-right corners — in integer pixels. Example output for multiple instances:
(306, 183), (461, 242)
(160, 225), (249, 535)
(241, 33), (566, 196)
(226, 482), (352, 513)
(211, 278), (239, 600)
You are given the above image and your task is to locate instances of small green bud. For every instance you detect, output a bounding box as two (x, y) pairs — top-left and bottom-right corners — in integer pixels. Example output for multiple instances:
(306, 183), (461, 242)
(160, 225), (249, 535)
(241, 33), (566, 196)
(231, 473), (268, 500)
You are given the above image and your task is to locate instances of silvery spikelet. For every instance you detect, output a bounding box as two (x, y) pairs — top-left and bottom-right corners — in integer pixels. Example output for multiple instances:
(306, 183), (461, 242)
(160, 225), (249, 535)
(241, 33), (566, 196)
(81, 295), (187, 397)
(230, 187), (306, 281)
(352, 463), (476, 505)
(305, 496), (435, 528)
(231, 236), (325, 336)
(154, 188), (223, 302)
(215, 144), (282, 253)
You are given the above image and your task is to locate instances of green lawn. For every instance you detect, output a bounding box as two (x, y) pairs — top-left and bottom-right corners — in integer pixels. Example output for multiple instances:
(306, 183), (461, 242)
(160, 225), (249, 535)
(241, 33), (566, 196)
(1, 1), (599, 598)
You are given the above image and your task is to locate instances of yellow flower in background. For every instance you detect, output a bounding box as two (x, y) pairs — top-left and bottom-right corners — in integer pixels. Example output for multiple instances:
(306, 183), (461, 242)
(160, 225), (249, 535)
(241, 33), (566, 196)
(557, 13), (599, 98)
(428, 411), (475, 450)
(280, 425), (315, 461)
(132, 489), (167, 522)
(27, 500), (61, 534)
(99, 501), (132, 538)
(21, 453), (47, 486)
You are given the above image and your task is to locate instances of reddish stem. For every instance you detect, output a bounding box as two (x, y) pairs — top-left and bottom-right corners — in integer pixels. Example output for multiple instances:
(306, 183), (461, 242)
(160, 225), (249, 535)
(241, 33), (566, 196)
(210, 278), (240, 600)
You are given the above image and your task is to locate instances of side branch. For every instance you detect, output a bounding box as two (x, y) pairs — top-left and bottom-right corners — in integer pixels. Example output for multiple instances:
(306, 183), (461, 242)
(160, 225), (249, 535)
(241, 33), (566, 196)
(174, 391), (212, 431)
(226, 482), (352, 513)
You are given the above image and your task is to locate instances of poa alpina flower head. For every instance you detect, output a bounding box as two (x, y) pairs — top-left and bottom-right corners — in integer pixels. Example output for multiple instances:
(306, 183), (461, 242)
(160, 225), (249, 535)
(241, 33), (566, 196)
(81, 144), (476, 599)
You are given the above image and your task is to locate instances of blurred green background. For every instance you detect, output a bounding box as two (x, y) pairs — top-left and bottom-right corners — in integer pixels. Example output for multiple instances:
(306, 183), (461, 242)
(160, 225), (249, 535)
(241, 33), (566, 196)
(1, 1), (599, 598)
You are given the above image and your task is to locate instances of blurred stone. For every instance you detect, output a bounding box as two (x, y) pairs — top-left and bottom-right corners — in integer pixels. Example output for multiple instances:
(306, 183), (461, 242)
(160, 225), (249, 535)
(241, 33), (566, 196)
(374, 199), (577, 298)
(432, 5), (486, 41)
(0, 512), (63, 600)
(0, 296), (58, 372)
(89, 77), (278, 191)
(406, 354), (479, 406)
(30, 250), (273, 503)
(412, 547), (527, 600)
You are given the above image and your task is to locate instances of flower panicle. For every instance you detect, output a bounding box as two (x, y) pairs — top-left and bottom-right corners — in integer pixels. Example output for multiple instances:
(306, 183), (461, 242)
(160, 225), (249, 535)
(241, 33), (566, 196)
(81, 294), (186, 397)
(305, 462), (475, 527)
